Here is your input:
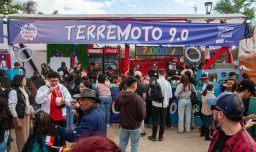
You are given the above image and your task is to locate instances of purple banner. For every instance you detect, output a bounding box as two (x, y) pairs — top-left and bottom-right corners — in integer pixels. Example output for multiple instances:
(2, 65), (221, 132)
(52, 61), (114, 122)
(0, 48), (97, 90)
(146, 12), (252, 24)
(0, 19), (3, 43)
(8, 20), (245, 46)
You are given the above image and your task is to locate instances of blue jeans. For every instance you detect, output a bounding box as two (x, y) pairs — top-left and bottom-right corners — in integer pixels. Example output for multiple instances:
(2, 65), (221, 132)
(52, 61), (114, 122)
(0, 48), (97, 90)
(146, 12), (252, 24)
(100, 96), (112, 124)
(178, 99), (192, 133)
(119, 127), (141, 152)
(66, 106), (75, 130)
(202, 114), (212, 128)
(0, 131), (9, 152)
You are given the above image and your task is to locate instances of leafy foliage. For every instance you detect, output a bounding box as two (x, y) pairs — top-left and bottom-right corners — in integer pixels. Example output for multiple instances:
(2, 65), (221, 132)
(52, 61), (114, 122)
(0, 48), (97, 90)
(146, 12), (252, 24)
(0, 0), (23, 14)
(214, 0), (256, 20)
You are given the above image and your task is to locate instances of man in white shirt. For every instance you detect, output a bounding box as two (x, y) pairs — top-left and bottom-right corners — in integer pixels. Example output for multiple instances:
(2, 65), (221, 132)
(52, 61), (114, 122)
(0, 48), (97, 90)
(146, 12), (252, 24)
(35, 71), (71, 145)
(148, 69), (172, 141)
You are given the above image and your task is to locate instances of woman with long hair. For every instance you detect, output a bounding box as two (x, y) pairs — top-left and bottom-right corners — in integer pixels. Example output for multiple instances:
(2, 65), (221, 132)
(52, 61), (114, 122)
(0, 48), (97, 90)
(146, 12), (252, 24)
(201, 83), (215, 140)
(119, 76), (127, 91)
(0, 85), (12, 152)
(175, 74), (196, 133)
(22, 112), (61, 152)
(26, 78), (41, 113)
(96, 74), (112, 127)
(8, 75), (34, 151)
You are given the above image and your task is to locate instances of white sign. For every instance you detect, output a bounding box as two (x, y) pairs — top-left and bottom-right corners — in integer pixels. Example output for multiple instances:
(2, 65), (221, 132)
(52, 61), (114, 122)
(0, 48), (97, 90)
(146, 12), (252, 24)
(49, 57), (70, 72)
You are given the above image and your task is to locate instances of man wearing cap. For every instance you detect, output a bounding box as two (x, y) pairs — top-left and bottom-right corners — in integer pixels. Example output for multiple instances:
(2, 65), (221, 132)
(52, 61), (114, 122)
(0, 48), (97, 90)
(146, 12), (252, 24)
(207, 92), (256, 152)
(148, 63), (158, 78)
(199, 73), (213, 94)
(115, 76), (146, 152)
(167, 62), (180, 80)
(74, 61), (84, 75)
(57, 89), (106, 142)
(57, 62), (69, 78)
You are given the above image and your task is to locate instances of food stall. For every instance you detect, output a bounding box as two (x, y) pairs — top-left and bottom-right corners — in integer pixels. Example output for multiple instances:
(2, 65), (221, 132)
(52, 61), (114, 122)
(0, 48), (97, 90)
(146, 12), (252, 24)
(6, 14), (247, 125)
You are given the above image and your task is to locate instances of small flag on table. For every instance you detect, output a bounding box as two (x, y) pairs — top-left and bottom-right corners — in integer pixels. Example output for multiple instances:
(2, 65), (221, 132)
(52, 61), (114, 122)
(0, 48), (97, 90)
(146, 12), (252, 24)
(45, 136), (55, 147)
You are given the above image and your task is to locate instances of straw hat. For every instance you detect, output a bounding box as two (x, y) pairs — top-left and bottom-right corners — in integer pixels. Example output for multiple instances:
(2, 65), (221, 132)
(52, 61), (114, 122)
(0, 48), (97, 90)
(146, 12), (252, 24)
(223, 80), (235, 88)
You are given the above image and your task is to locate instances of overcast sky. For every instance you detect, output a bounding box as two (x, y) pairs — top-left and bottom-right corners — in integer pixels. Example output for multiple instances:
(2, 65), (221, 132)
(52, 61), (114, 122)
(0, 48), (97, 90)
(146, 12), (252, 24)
(19, 0), (218, 14)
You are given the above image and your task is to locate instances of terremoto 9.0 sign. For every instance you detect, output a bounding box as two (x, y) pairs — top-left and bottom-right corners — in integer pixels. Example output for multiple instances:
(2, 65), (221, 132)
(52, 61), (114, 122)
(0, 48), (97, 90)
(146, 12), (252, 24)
(64, 24), (189, 42)
(8, 20), (245, 46)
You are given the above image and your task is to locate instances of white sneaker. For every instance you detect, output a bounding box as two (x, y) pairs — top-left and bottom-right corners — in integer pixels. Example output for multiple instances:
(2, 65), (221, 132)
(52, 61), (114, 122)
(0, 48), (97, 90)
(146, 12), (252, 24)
(107, 124), (110, 128)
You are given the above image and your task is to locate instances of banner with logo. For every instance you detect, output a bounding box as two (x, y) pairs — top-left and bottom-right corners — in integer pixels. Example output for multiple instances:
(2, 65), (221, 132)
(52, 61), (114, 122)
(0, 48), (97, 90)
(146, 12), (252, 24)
(8, 19), (245, 46)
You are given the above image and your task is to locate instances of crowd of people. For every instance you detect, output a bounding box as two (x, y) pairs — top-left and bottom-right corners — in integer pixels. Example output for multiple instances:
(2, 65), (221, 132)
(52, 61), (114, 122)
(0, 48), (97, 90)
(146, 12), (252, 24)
(0, 60), (256, 152)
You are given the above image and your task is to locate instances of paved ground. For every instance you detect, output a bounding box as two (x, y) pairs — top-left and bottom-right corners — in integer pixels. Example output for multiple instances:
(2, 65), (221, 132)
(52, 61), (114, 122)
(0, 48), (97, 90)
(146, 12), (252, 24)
(10, 125), (210, 152)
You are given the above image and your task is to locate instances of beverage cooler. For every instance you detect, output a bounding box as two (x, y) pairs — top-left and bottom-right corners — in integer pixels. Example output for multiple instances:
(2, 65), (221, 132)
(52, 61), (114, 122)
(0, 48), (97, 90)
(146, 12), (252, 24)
(87, 48), (103, 80)
(103, 47), (120, 76)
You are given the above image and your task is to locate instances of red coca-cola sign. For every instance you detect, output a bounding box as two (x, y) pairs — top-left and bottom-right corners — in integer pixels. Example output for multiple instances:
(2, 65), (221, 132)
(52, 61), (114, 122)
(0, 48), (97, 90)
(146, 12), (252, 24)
(87, 48), (103, 54)
(104, 48), (120, 54)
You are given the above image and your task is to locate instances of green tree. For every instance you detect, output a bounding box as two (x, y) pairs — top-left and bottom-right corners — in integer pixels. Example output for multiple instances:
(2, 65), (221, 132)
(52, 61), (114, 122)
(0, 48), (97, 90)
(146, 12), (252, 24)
(21, 0), (37, 14)
(214, 0), (256, 20)
(0, 0), (23, 14)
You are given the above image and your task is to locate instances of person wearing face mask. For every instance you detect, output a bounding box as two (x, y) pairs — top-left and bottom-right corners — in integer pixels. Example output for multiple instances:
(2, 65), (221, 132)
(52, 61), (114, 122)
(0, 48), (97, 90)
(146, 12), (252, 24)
(207, 92), (256, 152)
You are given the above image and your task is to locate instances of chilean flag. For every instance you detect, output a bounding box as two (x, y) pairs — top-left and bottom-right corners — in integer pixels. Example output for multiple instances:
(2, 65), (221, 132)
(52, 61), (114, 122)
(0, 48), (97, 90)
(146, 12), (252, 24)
(0, 53), (11, 69)
(45, 136), (55, 147)
(70, 51), (78, 68)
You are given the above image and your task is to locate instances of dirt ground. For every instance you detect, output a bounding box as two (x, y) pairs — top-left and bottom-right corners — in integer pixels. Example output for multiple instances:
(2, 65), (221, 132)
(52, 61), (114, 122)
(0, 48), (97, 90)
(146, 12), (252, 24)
(10, 125), (210, 152)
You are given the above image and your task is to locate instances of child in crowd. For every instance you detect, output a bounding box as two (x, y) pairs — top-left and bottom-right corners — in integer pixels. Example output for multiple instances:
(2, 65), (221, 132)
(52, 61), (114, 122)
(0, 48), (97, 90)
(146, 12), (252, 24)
(22, 112), (62, 152)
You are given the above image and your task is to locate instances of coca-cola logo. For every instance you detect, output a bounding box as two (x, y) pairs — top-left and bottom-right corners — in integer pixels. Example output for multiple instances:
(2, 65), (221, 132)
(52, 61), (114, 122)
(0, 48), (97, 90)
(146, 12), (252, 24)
(20, 23), (37, 41)
(105, 48), (119, 53)
(217, 26), (234, 38)
(218, 32), (233, 38)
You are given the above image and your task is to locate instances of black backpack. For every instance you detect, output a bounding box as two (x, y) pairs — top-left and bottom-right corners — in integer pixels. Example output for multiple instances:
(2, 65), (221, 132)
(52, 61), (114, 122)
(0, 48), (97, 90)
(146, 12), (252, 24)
(148, 80), (164, 103)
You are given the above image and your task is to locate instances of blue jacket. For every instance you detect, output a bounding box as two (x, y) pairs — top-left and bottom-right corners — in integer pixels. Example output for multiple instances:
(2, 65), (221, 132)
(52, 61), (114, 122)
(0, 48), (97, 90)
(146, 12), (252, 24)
(58, 106), (106, 142)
